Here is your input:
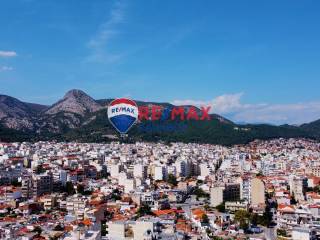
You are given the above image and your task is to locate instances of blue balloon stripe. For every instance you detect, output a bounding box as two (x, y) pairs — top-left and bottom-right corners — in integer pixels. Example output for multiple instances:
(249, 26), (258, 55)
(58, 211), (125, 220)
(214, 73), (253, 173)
(109, 114), (137, 134)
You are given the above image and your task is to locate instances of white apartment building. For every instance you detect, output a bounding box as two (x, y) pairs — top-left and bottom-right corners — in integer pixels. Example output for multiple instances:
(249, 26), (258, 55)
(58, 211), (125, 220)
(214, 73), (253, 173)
(154, 166), (167, 181)
(133, 164), (147, 179)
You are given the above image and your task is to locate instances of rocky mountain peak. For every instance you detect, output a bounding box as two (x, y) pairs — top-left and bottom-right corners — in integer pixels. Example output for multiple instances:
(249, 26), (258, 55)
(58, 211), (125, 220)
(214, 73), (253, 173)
(45, 89), (102, 116)
(63, 89), (87, 99)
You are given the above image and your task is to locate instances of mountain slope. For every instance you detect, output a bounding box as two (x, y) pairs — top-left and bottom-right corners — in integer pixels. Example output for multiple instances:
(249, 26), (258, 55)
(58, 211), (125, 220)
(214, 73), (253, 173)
(300, 119), (320, 138)
(97, 99), (233, 124)
(0, 90), (319, 145)
(62, 106), (313, 145)
(0, 95), (47, 130)
(0, 125), (34, 142)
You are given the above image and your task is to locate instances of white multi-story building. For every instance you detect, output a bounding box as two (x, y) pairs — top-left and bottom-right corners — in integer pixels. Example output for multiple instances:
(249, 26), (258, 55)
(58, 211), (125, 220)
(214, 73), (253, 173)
(124, 179), (136, 194)
(110, 164), (121, 178)
(175, 159), (190, 177)
(133, 164), (147, 179)
(154, 166), (167, 181)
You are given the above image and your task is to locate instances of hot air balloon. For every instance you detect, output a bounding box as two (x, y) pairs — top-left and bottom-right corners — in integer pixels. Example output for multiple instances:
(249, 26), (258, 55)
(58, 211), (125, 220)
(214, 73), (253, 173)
(107, 98), (138, 135)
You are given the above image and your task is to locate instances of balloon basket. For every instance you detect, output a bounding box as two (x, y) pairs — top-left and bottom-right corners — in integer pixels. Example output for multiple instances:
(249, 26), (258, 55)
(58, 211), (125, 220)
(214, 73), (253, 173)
(120, 133), (128, 139)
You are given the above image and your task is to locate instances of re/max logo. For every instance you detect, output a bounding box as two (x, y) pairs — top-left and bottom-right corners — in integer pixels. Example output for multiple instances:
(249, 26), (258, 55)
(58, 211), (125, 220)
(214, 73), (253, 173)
(111, 107), (136, 114)
(138, 106), (211, 121)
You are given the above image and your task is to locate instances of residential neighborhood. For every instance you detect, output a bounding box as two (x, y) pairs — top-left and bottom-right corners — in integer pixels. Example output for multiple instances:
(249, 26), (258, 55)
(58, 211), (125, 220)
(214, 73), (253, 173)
(0, 138), (319, 239)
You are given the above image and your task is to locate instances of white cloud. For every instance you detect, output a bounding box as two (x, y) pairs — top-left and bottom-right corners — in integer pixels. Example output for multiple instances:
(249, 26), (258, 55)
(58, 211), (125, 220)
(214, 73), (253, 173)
(173, 93), (250, 114)
(232, 102), (320, 125)
(0, 66), (13, 72)
(172, 93), (320, 125)
(86, 0), (126, 63)
(0, 51), (17, 57)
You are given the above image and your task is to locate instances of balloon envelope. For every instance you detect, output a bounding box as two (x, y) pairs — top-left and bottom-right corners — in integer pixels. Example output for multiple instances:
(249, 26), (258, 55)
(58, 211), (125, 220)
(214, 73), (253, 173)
(108, 98), (138, 134)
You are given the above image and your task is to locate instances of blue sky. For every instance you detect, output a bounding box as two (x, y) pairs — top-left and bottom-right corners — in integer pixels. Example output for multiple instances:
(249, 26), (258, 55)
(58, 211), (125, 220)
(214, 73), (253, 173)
(1, 0), (320, 124)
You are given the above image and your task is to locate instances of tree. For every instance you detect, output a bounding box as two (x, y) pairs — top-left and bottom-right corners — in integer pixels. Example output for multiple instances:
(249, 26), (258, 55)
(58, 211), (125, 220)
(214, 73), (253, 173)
(33, 226), (42, 235)
(290, 194), (297, 204)
(161, 194), (168, 199)
(197, 179), (204, 185)
(136, 204), (153, 218)
(215, 159), (222, 171)
(77, 184), (85, 195)
(167, 174), (178, 186)
(104, 210), (114, 220)
(201, 214), (210, 224)
(234, 210), (250, 230)
(11, 179), (21, 187)
(256, 171), (264, 177)
(54, 225), (64, 231)
(260, 206), (273, 226)
(215, 202), (225, 213)
(277, 229), (287, 237)
(314, 186), (320, 194)
(250, 213), (258, 226)
(204, 204), (211, 211)
(193, 187), (210, 199)
(110, 189), (122, 201)
(212, 237), (223, 240)
(35, 164), (45, 174)
(64, 181), (75, 195)
(49, 237), (59, 240)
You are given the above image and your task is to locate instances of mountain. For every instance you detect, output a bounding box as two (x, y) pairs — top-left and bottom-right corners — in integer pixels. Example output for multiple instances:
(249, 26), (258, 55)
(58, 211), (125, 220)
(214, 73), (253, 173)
(0, 89), (319, 145)
(300, 119), (320, 139)
(97, 99), (233, 124)
(33, 89), (104, 134)
(0, 95), (47, 130)
(45, 89), (102, 116)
